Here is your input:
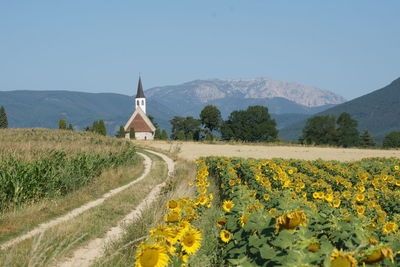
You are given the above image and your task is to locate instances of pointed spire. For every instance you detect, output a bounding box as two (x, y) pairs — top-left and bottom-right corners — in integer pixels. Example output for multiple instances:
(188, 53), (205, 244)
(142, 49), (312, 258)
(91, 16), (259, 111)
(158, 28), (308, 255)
(136, 76), (145, 98)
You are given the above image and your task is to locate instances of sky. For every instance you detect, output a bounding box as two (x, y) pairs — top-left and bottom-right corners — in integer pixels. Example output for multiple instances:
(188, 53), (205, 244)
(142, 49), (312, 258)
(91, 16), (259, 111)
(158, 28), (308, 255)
(0, 1), (399, 100)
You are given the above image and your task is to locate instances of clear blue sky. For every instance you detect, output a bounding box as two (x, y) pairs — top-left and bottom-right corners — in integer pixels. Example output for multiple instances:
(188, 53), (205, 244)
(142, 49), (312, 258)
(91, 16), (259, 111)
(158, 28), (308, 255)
(1, 0), (399, 100)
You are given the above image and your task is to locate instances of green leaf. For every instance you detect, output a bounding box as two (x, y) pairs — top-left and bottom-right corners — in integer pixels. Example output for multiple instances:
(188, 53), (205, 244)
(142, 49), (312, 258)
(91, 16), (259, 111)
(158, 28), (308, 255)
(259, 244), (277, 260)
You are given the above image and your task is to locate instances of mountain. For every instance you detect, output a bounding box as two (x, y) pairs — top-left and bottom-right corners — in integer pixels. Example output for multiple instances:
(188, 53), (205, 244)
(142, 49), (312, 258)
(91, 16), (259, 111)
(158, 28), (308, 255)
(0, 90), (176, 134)
(279, 77), (400, 142)
(146, 78), (345, 117)
(0, 78), (345, 135)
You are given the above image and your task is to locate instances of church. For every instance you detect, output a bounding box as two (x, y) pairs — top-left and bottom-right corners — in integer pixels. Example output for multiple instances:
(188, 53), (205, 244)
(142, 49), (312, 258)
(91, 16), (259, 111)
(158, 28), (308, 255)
(124, 77), (156, 140)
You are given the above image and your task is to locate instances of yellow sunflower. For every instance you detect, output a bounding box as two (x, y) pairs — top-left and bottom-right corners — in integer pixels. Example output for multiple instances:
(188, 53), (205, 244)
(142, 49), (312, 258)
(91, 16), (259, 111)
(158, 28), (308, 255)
(166, 199), (179, 210)
(263, 194), (270, 201)
(276, 210), (307, 231)
(216, 218), (227, 227)
(164, 211), (180, 223)
(330, 249), (357, 267)
(383, 222), (398, 234)
(178, 227), (202, 255)
(239, 213), (250, 227)
(222, 200), (235, 212)
(135, 243), (170, 267)
(355, 193), (365, 203)
(363, 246), (394, 264)
(332, 199), (341, 208)
(220, 229), (232, 243)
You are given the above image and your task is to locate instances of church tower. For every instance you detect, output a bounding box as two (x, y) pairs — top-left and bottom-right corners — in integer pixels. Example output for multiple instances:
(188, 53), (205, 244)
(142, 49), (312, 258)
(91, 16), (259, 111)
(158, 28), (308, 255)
(135, 76), (146, 114)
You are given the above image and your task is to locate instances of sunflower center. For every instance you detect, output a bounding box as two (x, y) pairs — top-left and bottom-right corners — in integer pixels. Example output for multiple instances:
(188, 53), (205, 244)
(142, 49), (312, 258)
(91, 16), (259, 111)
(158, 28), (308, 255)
(140, 248), (159, 267)
(331, 256), (352, 267)
(184, 234), (195, 247)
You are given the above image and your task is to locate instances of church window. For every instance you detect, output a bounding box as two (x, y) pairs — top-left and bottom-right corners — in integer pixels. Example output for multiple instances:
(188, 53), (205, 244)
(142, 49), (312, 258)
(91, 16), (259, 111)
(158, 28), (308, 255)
(142, 100), (144, 105)
(137, 100), (139, 105)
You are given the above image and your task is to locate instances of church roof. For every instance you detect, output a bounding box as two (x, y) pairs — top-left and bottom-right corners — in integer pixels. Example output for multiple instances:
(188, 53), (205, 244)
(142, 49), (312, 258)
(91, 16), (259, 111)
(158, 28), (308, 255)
(136, 77), (145, 98)
(124, 107), (155, 133)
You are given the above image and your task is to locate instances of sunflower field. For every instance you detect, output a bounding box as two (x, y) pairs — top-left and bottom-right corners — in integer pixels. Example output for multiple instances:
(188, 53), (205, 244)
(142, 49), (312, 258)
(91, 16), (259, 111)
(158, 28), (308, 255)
(135, 156), (400, 267)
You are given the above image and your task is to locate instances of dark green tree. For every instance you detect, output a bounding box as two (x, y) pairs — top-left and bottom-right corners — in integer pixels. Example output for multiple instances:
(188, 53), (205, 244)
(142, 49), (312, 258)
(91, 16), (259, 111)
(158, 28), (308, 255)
(67, 124), (73, 130)
(301, 115), (337, 145)
(161, 130), (168, 140)
(176, 130), (186, 141)
(116, 126), (126, 138)
(359, 129), (375, 148)
(169, 116), (201, 140)
(0, 106), (8, 129)
(382, 131), (400, 148)
(98, 120), (107, 136)
(148, 115), (159, 129)
(336, 112), (359, 147)
(221, 106), (278, 142)
(154, 129), (162, 140)
(130, 127), (136, 139)
(200, 105), (222, 133)
(92, 120), (99, 133)
(59, 119), (67, 130)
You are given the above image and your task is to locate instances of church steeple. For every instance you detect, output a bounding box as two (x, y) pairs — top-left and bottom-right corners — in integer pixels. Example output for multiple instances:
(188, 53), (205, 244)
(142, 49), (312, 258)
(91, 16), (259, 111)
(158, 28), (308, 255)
(136, 76), (145, 98)
(135, 76), (146, 114)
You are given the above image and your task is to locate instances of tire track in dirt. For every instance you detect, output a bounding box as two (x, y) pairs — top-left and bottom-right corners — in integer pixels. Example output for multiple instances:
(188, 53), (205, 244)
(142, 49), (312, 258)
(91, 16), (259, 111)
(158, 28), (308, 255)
(0, 152), (152, 250)
(54, 149), (174, 267)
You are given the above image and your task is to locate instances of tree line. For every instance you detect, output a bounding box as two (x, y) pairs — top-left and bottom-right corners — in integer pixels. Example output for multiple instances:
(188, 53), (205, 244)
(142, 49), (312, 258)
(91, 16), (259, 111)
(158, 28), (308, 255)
(1, 103), (398, 148)
(169, 105), (278, 142)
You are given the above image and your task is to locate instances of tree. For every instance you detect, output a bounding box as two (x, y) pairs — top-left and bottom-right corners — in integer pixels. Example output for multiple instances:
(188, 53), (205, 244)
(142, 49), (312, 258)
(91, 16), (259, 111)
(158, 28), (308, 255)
(382, 131), (400, 148)
(200, 105), (222, 133)
(98, 120), (107, 136)
(161, 130), (168, 140)
(116, 126), (126, 138)
(336, 112), (359, 147)
(148, 115), (159, 129)
(169, 116), (201, 140)
(301, 115), (337, 145)
(67, 124), (73, 131)
(130, 127), (136, 139)
(221, 106), (278, 142)
(59, 119), (67, 130)
(359, 129), (375, 148)
(0, 106), (8, 129)
(154, 129), (162, 140)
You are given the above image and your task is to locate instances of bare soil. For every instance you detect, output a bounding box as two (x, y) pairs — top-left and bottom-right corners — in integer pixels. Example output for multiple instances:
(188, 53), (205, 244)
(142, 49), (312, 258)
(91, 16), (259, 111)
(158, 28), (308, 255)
(141, 141), (400, 162)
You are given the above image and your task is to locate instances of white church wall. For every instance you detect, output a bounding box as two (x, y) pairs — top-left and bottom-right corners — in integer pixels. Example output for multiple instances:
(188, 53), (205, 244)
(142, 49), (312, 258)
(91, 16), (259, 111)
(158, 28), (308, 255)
(135, 132), (154, 140)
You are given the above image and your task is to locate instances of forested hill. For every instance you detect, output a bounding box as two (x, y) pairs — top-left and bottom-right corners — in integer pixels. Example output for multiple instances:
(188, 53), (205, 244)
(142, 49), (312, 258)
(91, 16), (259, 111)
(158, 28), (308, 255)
(279, 77), (400, 142)
(0, 90), (176, 134)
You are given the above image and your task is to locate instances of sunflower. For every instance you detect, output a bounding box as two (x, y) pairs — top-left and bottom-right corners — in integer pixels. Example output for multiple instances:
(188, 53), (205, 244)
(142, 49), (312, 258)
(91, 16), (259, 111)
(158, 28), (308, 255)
(239, 213), (250, 227)
(363, 246), (394, 264)
(356, 206), (366, 215)
(164, 211), (180, 223)
(220, 230), (232, 243)
(263, 194), (270, 201)
(135, 243), (170, 267)
(216, 218), (227, 227)
(276, 210), (307, 231)
(330, 249), (357, 267)
(383, 222), (398, 234)
(332, 199), (341, 208)
(307, 243), (320, 252)
(178, 227), (202, 255)
(166, 199), (179, 211)
(355, 193), (365, 203)
(325, 193), (334, 202)
(222, 200), (235, 212)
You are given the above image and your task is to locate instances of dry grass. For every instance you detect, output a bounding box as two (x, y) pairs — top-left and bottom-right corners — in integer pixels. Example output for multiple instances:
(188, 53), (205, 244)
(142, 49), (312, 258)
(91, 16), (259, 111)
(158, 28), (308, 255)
(0, 128), (132, 161)
(0, 151), (167, 267)
(141, 140), (400, 162)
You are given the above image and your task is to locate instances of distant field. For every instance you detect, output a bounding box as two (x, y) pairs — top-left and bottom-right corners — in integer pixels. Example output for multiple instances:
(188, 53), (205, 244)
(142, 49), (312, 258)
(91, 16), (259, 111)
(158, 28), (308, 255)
(141, 141), (400, 161)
